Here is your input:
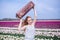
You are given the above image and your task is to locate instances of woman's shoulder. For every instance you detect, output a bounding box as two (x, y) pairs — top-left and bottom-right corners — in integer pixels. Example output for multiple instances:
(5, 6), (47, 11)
(23, 24), (34, 27)
(23, 25), (28, 27)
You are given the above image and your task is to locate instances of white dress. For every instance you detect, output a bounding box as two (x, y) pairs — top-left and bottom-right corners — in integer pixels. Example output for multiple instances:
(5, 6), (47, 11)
(24, 24), (35, 40)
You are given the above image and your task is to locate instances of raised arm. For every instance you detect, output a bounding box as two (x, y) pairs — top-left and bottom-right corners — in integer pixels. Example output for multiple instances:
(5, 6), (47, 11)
(18, 19), (26, 31)
(32, 7), (37, 25)
(18, 19), (23, 31)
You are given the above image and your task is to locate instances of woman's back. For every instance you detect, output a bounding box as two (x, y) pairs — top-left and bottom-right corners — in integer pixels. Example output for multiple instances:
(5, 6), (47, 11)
(24, 25), (35, 40)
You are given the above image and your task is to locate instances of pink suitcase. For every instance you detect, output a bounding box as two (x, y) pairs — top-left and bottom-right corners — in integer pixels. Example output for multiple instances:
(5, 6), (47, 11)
(16, 1), (35, 19)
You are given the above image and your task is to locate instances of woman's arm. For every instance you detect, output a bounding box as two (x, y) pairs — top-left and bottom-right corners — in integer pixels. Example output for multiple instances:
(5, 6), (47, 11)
(32, 7), (37, 25)
(18, 19), (23, 31)
(18, 19), (26, 31)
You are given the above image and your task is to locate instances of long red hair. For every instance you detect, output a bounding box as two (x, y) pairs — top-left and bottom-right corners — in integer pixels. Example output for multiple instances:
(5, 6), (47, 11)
(22, 16), (31, 27)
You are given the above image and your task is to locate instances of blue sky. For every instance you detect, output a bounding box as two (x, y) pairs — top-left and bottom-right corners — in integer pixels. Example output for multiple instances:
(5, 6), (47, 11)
(0, 0), (60, 19)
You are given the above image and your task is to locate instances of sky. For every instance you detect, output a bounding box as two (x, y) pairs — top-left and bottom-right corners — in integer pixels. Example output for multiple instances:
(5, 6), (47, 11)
(0, 0), (60, 19)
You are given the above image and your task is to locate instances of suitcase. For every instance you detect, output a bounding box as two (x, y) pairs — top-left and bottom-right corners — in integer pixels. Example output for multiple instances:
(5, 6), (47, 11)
(16, 1), (35, 19)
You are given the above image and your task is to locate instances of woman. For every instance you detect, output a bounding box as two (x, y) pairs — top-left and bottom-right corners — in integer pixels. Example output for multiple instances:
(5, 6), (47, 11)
(18, 8), (37, 40)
